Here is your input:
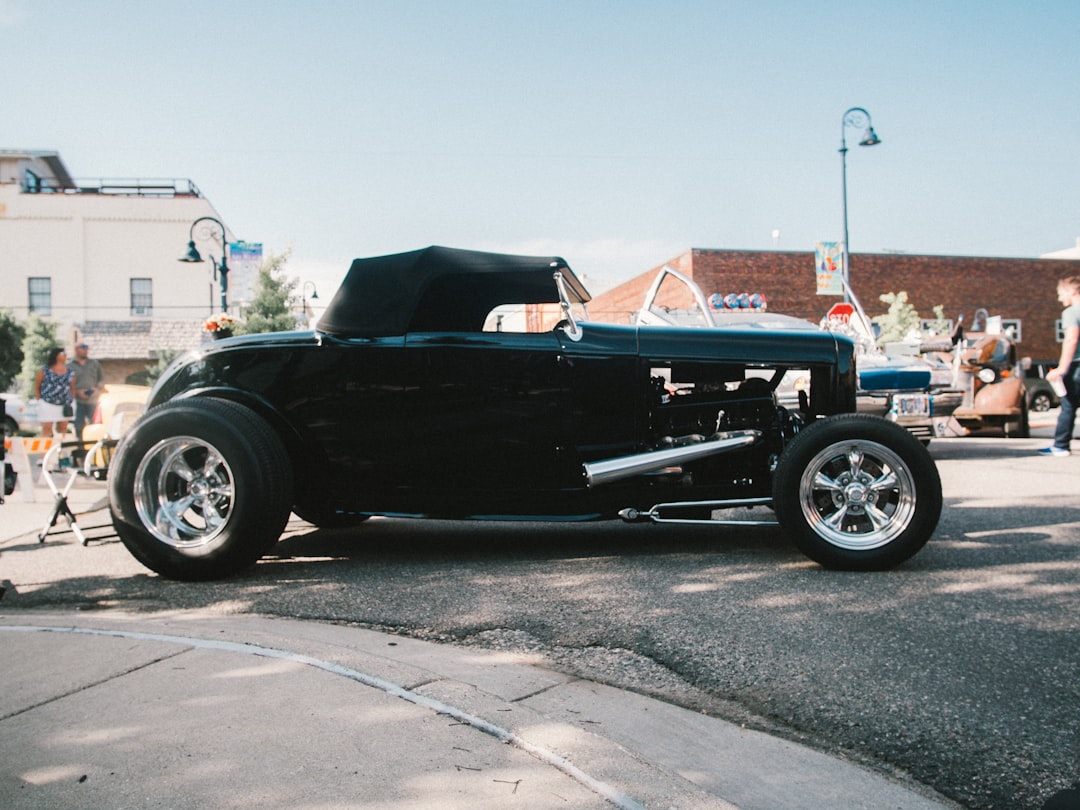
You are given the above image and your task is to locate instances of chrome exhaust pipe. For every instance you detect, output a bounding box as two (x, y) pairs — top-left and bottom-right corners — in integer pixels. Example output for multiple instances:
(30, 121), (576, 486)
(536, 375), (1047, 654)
(582, 430), (760, 487)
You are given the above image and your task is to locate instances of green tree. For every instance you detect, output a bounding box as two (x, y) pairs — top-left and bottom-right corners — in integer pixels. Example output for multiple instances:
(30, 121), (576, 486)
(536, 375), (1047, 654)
(235, 249), (299, 335)
(18, 314), (60, 398)
(925, 304), (951, 338)
(0, 310), (27, 392)
(871, 291), (922, 346)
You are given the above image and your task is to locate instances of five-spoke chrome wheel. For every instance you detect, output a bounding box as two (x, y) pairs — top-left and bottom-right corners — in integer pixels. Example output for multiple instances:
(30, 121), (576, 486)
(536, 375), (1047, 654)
(134, 437), (235, 549)
(111, 398), (293, 581)
(773, 414), (941, 570)
(797, 441), (916, 551)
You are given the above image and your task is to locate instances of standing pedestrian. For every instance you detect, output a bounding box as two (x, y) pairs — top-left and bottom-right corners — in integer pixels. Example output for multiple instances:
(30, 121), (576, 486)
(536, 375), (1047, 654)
(1040, 276), (1080, 456)
(69, 342), (105, 443)
(33, 347), (76, 438)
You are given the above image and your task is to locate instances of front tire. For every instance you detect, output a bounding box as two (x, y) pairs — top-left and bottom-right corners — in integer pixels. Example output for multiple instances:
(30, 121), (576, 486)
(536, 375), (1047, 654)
(109, 398), (293, 580)
(772, 414), (941, 570)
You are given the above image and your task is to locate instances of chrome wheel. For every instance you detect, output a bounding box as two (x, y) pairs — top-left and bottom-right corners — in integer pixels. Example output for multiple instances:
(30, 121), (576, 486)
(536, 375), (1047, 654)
(773, 414), (940, 569)
(797, 439), (917, 551)
(111, 398), (293, 580)
(134, 436), (235, 549)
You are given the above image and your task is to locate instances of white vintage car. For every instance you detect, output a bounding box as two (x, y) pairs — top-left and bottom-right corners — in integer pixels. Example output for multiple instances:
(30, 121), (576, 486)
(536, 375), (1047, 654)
(2, 392), (41, 436)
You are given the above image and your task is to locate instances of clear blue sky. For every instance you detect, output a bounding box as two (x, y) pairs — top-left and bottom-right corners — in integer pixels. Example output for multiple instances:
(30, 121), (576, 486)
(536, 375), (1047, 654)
(4, 0), (1078, 296)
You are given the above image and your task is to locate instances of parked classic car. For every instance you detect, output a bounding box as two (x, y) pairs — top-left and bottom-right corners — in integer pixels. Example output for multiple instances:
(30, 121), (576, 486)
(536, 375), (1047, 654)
(918, 312), (1030, 437)
(76, 384), (151, 477)
(109, 246), (942, 580)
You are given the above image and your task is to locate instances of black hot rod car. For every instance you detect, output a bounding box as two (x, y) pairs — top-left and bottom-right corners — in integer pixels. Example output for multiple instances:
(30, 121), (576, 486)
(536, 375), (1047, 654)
(109, 246), (942, 580)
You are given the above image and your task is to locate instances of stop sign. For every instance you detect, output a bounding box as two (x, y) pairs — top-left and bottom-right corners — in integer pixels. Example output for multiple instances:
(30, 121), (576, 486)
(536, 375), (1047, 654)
(826, 302), (855, 323)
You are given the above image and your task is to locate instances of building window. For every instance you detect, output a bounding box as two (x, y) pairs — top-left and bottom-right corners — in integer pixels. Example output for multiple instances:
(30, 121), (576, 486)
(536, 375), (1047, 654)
(1000, 319), (1022, 342)
(28, 277), (51, 315)
(24, 169), (41, 193)
(130, 278), (153, 316)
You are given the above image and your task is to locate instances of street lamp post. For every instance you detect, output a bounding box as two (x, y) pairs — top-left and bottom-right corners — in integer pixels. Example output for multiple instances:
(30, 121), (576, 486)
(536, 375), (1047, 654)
(301, 281), (319, 325)
(179, 216), (231, 313)
(839, 107), (882, 302)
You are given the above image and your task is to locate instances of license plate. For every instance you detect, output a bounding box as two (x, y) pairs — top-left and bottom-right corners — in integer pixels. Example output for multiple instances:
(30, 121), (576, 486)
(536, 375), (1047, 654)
(893, 394), (930, 416)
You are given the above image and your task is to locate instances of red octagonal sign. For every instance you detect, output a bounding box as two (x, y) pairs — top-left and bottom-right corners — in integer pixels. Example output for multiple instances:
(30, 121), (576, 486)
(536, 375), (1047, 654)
(826, 302), (855, 323)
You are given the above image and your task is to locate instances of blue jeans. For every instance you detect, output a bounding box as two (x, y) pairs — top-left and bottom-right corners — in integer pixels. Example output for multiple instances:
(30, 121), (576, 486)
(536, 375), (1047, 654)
(1052, 361), (1080, 449)
(74, 401), (96, 441)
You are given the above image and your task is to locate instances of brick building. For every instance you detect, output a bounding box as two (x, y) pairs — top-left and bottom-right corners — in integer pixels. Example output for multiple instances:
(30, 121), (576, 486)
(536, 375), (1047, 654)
(587, 248), (1080, 363)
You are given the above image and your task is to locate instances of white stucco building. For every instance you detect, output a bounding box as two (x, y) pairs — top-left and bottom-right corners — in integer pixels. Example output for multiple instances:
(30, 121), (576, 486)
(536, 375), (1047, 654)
(0, 149), (246, 381)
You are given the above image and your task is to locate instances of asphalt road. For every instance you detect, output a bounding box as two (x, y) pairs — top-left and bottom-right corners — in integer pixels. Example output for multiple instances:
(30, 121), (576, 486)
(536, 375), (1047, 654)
(2, 432), (1078, 810)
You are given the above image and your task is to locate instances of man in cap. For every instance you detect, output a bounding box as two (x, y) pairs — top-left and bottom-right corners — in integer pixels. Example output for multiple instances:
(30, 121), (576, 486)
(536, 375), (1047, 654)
(70, 342), (105, 447)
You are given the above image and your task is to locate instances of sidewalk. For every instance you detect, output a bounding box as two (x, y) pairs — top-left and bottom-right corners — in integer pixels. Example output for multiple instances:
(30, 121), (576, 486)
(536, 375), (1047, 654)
(0, 474), (957, 808)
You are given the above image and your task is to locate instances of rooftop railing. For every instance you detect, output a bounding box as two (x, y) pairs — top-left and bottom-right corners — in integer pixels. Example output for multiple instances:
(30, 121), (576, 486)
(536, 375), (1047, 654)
(20, 177), (203, 197)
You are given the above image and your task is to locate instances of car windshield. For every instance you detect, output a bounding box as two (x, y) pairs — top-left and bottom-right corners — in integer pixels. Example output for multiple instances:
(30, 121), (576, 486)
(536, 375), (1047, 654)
(483, 294), (589, 333)
(634, 265), (820, 332)
(637, 267), (714, 328)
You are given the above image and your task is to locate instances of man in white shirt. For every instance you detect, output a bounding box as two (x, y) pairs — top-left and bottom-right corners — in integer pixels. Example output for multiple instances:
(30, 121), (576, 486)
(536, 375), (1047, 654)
(1041, 277), (1080, 456)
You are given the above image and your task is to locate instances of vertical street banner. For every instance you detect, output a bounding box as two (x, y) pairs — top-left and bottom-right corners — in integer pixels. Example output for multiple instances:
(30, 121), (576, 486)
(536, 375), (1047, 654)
(228, 241), (263, 305)
(815, 241), (844, 296)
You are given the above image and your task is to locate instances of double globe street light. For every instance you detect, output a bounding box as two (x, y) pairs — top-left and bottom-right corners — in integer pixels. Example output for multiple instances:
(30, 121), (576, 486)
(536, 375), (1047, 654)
(839, 107), (882, 302)
(179, 216), (231, 313)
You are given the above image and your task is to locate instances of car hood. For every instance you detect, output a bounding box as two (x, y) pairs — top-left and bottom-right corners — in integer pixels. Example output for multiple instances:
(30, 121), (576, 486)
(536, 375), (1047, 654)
(857, 354), (933, 392)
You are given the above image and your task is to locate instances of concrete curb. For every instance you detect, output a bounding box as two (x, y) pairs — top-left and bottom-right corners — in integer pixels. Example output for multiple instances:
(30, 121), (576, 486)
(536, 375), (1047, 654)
(0, 611), (958, 809)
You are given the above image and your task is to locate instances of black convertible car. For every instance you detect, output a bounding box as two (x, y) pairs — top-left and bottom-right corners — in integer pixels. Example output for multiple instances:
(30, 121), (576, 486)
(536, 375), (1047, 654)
(110, 246), (942, 580)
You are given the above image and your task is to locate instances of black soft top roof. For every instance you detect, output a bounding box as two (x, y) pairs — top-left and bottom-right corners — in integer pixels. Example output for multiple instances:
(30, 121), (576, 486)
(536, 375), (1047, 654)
(317, 246), (591, 338)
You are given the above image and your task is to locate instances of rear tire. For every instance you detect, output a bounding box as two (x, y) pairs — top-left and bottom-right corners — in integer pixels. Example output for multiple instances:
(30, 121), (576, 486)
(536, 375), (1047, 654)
(109, 398), (293, 580)
(772, 414), (941, 570)
(1030, 391), (1053, 412)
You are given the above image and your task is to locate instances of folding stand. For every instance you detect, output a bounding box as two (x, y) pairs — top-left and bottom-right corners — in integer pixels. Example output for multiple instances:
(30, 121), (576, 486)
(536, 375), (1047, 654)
(37, 439), (114, 545)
